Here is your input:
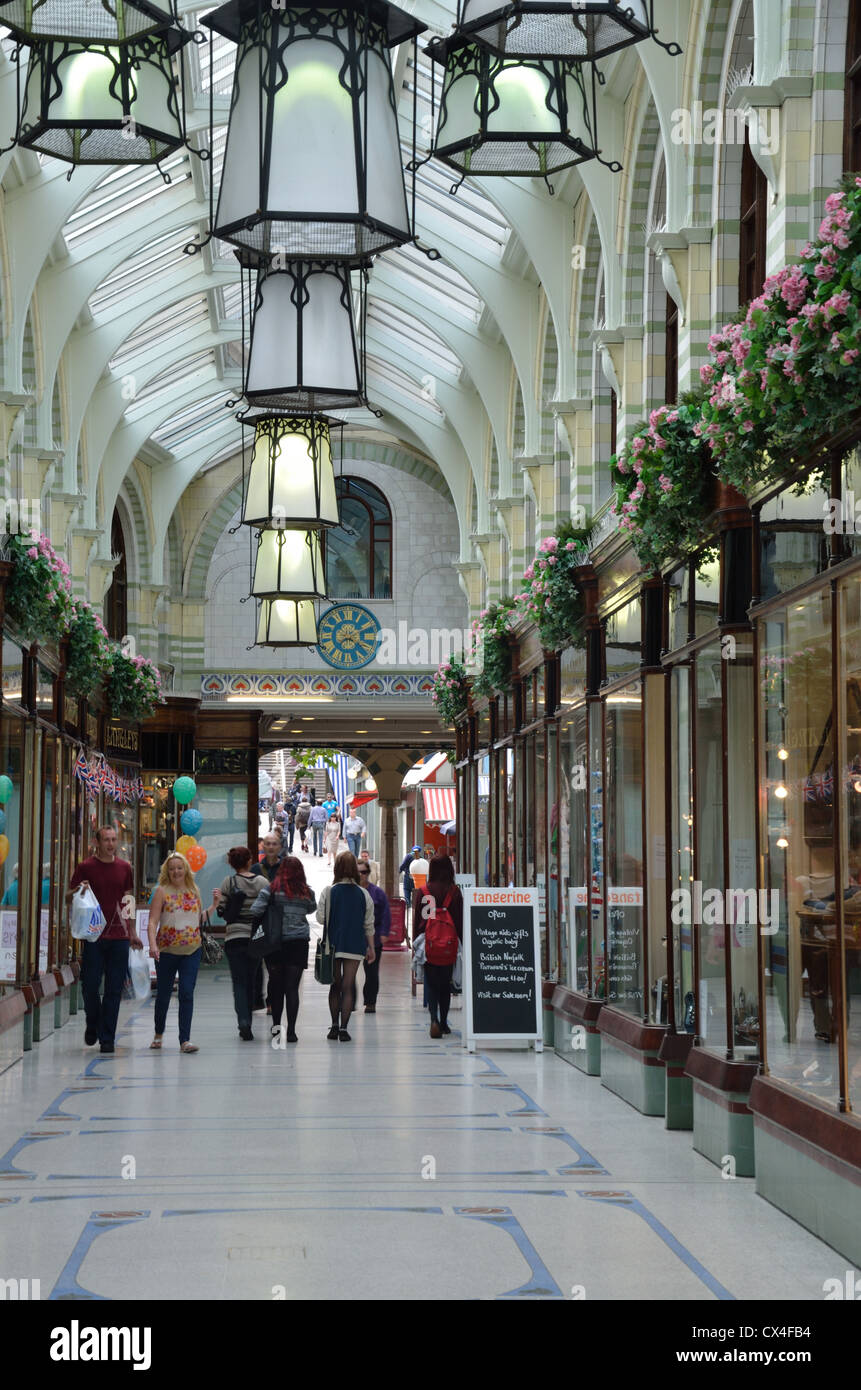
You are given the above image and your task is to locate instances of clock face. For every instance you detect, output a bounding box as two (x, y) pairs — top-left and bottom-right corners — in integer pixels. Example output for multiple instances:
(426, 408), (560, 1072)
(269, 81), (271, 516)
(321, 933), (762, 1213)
(316, 604), (381, 670)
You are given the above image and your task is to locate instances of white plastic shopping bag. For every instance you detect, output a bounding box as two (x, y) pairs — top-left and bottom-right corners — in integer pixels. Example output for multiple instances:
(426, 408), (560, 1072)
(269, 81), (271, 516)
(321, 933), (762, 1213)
(70, 885), (106, 942)
(127, 948), (151, 999)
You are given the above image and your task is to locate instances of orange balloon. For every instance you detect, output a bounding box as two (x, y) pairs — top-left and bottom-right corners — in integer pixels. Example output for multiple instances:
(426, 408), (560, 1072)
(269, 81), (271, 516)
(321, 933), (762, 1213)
(0, 834), (8, 865)
(176, 835), (197, 855)
(187, 845), (207, 872)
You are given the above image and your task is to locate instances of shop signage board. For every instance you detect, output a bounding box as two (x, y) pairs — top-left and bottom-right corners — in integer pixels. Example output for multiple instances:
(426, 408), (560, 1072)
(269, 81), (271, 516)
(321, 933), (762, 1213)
(607, 885), (644, 1009)
(463, 886), (542, 1053)
(105, 718), (141, 764)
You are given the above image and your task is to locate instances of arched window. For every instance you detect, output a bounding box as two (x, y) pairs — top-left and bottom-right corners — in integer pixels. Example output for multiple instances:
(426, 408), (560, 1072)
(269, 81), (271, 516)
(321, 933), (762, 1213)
(845, 4), (861, 172)
(105, 507), (128, 640)
(739, 132), (767, 306)
(325, 477), (392, 599)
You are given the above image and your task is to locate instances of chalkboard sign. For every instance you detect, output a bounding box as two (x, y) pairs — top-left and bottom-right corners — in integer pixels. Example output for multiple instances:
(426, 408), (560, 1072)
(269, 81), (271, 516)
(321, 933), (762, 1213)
(463, 887), (542, 1051)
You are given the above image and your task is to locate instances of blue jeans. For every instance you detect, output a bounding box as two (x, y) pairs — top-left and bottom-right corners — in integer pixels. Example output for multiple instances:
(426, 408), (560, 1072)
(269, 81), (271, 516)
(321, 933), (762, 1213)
(81, 936), (130, 1045)
(154, 948), (202, 1043)
(312, 826), (324, 855)
(346, 834), (362, 856)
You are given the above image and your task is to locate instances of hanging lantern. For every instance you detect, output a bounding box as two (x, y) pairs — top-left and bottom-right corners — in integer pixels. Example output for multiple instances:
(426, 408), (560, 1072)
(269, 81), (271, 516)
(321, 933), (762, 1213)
(0, 0), (175, 43)
(242, 415), (339, 530)
(244, 262), (366, 413)
(15, 22), (191, 166)
(453, 0), (678, 62)
(200, 0), (425, 263)
(426, 35), (620, 181)
(251, 529), (327, 602)
(256, 598), (319, 647)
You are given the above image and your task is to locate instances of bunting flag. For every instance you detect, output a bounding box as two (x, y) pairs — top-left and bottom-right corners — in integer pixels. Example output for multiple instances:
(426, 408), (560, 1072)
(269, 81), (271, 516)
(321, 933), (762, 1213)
(72, 750), (145, 804)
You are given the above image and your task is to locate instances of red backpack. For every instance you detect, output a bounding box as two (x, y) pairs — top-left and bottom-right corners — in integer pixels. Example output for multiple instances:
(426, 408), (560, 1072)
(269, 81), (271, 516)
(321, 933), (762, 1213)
(424, 890), (459, 966)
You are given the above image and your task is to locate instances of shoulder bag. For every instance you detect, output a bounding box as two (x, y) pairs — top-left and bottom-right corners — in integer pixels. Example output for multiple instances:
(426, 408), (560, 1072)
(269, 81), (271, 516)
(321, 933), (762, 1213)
(314, 890), (334, 985)
(248, 892), (282, 959)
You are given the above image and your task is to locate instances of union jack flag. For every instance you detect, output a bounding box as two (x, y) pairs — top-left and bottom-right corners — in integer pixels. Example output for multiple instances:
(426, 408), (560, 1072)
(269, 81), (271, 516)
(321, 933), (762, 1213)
(73, 750), (88, 784)
(804, 769), (833, 802)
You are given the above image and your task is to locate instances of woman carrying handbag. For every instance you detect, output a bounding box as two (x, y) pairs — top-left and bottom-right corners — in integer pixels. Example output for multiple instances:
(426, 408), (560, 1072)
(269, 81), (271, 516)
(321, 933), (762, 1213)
(315, 852), (374, 1042)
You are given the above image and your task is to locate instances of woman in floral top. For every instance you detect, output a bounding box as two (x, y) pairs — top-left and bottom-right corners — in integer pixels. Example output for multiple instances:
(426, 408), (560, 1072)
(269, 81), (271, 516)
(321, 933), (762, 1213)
(147, 852), (203, 1053)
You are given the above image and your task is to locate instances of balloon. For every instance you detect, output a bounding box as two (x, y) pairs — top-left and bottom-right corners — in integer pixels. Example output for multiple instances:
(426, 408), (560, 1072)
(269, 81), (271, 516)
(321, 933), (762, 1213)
(0, 835), (9, 865)
(0, 776), (12, 804)
(176, 835), (197, 856)
(180, 808), (202, 836)
(173, 776), (196, 805)
(0, 811), (5, 835)
(187, 845), (207, 872)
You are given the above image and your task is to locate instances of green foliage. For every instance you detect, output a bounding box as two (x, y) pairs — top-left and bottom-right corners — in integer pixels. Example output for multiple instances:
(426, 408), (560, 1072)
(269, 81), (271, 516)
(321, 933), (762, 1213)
(516, 522), (593, 649)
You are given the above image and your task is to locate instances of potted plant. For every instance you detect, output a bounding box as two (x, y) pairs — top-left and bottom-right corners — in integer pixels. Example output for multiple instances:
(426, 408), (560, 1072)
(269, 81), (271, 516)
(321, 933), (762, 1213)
(431, 655), (471, 725)
(517, 521), (593, 649)
(65, 601), (113, 701)
(106, 647), (162, 720)
(472, 599), (517, 698)
(5, 532), (74, 644)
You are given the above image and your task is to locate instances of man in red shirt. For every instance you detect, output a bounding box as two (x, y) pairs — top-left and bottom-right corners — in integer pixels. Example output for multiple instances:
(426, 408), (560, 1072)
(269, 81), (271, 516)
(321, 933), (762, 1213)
(68, 825), (141, 1054)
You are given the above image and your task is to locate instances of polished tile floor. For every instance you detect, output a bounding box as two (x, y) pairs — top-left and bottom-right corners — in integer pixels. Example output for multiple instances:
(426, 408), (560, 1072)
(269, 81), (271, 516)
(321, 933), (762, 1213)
(0, 857), (855, 1300)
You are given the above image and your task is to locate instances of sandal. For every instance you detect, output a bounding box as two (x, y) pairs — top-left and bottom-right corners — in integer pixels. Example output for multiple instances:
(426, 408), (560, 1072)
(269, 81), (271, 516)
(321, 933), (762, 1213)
(180, 1042), (199, 1053)
(149, 1036), (163, 1049)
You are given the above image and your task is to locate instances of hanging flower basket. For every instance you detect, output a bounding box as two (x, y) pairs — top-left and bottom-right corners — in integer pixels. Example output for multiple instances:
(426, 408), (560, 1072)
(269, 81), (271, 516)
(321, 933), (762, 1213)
(517, 522), (593, 650)
(471, 599), (517, 698)
(66, 601), (113, 701)
(610, 397), (713, 576)
(106, 647), (162, 721)
(431, 655), (471, 725)
(5, 532), (74, 644)
(700, 173), (861, 495)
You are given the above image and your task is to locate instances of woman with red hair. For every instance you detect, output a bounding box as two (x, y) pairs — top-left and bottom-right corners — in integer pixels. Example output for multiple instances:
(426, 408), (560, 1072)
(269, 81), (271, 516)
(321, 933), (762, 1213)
(249, 855), (316, 1043)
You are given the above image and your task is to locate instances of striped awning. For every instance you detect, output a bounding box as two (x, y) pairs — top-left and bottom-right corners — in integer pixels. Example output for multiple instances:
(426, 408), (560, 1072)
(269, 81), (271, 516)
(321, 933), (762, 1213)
(349, 790), (377, 809)
(422, 786), (456, 824)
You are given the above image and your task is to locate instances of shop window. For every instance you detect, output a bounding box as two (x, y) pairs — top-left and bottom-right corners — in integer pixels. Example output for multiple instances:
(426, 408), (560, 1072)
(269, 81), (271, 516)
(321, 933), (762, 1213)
(477, 755), (490, 886)
(604, 598), (641, 686)
(726, 636), (758, 1056)
(605, 682), (644, 1015)
(695, 642), (727, 1046)
(759, 590), (839, 1106)
(669, 664), (694, 1029)
(559, 644), (587, 707)
(665, 293), (679, 406)
(2, 637), (25, 706)
(667, 564), (691, 652)
(693, 548), (721, 636)
(105, 508), (128, 642)
(838, 577), (861, 1108)
(739, 132), (767, 307)
(325, 477), (392, 600)
(759, 477), (831, 602)
(561, 705), (589, 993)
(845, 4), (861, 173)
(0, 713), (25, 993)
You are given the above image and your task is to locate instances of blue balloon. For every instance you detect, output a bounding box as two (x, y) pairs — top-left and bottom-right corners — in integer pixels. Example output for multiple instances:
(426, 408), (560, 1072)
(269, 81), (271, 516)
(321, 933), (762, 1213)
(0, 810), (6, 834)
(180, 808), (202, 836)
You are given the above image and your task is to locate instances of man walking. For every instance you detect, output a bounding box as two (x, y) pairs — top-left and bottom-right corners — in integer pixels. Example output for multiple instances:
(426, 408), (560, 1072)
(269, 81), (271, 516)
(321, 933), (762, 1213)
(343, 811), (366, 857)
(358, 862), (390, 1012)
(308, 801), (328, 856)
(67, 825), (141, 1054)
(399, 845), (421, 911)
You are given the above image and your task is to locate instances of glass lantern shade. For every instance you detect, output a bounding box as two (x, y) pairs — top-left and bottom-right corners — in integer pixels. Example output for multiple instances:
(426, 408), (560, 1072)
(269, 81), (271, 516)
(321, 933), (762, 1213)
(251, 527), (327, 601)
(256, 598), (319, 646)
(242, 415), (339, 530)
(244, 263), (365, 413)
(0, 0), (174, 43)
(428, 37), (606, 178)
(455, 0), (650, 61)
(201, 0), (425, 264)
(17, 24), (190, 164)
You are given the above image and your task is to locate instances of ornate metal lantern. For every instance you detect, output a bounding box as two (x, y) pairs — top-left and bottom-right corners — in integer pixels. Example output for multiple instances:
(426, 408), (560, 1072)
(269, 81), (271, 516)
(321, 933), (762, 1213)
(201, 0), (426, 264)
(244, 263), (366, 413)
(241, 415), (339, 530)
(251, 527), (327, 601)
(0, 0), (175, 42)
(15, 22), (190, 164)
(427, 35), (620, 181)
(255, 598), (319, 646)
(454, 0), (677, 61)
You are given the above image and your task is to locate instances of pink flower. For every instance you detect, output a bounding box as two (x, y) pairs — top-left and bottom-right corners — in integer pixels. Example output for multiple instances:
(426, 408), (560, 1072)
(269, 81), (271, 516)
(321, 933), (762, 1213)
(27, 546), (37, 558)
(700, 364), (715, 385)
(565, 541), (577, 551)
(658, 474), (673, 494)
(842, 349), (860, 365)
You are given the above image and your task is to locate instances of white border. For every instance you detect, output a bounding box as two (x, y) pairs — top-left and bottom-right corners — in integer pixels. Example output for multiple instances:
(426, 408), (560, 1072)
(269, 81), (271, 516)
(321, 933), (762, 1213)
(463, 886), (542, 1052)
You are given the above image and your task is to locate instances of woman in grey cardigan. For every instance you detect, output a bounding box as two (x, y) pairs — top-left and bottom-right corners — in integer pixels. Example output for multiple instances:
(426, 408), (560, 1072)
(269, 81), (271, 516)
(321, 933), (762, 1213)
(250, 854), (316, 1043)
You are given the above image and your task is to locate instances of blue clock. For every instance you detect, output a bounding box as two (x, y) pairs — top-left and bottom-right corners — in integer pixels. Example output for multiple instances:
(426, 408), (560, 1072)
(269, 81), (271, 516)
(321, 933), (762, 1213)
(316, 604), (380, 670)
